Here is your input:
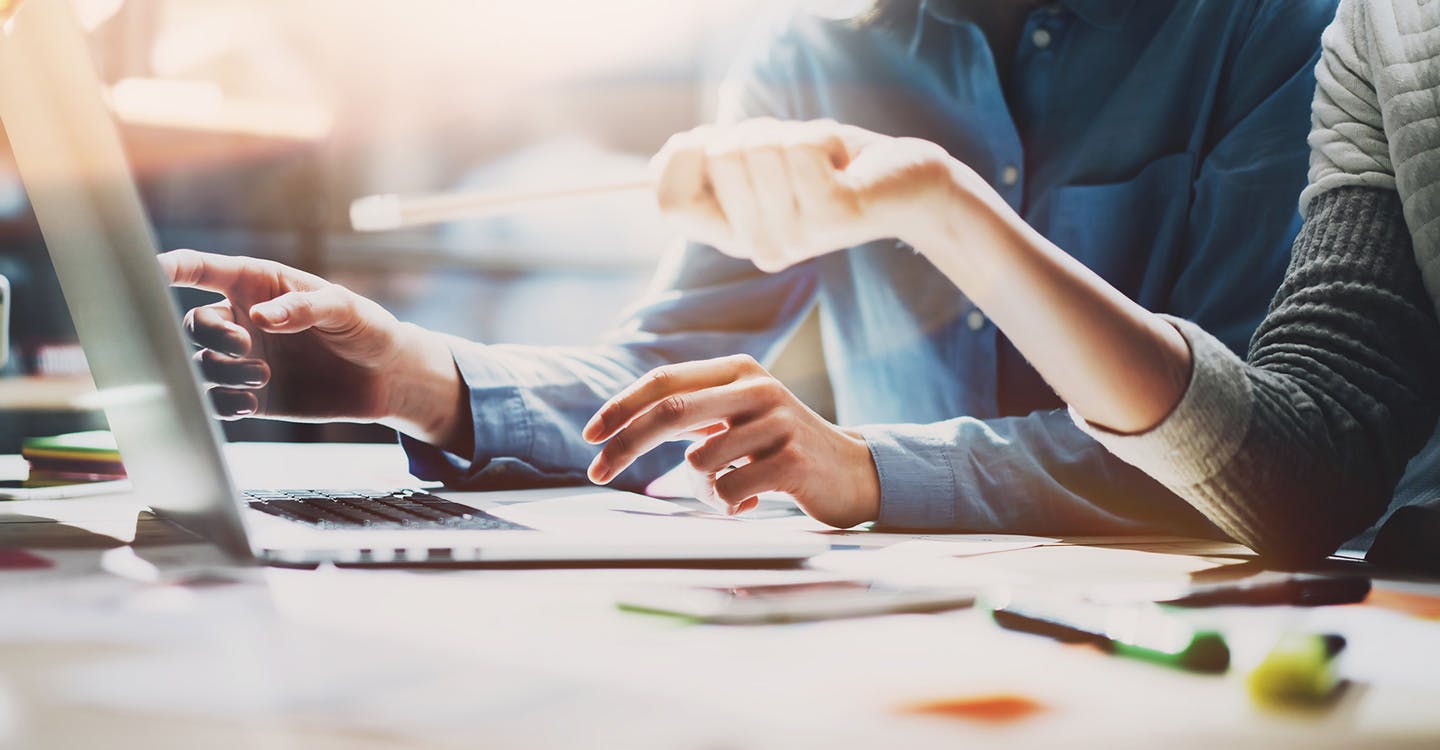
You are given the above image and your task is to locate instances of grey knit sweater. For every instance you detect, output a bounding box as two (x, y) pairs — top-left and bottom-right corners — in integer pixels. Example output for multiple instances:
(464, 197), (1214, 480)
(1078, 0), (1440, 563)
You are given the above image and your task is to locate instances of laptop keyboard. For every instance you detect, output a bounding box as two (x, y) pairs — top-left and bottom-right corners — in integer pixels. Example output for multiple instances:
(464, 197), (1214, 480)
(245, 489), (531, 531)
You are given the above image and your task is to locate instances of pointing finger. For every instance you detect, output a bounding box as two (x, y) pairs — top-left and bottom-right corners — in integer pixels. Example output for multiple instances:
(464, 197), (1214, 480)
(159, 249), (262, 294)
(184, 302), (251, 357)
(589, 380), (768, 485)
(583, 355), (762, 443)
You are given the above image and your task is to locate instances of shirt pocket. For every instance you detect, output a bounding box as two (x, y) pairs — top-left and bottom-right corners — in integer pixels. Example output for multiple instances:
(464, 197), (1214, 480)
(1045, 152), (1196, 302)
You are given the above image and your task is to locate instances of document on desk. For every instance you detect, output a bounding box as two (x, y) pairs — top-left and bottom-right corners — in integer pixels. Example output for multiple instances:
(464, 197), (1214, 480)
(1, 567), (702, 746)
(450, 487), (822, 545)
(801, 529), (1054, 550)
(875, 536), (1058, 557)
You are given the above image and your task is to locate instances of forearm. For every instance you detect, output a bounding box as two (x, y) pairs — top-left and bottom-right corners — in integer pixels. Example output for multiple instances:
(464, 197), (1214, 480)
(901, 164), (1192, 435)
(397, 336), (691, 489)
(858, 410), (1220, 536)
(393, 241), (817, 489)
(1081, 188), (1440, 561)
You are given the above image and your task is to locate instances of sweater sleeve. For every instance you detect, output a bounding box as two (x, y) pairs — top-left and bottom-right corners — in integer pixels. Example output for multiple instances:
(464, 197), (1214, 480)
(1077, 187), (1440, 564)
(1301, 0), (1396, 210)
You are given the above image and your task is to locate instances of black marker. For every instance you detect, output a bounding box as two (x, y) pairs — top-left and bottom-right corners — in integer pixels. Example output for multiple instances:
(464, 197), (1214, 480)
(1160, 576), (1370, 608)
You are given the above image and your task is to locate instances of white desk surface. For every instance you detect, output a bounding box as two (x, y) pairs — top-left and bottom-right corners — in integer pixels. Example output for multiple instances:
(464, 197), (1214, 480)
(1, 441), (1438, 750)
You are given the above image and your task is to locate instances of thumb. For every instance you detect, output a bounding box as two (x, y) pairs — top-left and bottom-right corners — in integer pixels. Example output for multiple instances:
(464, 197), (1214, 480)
(249, 285), (356, 334)
(828, 123), (881, 170)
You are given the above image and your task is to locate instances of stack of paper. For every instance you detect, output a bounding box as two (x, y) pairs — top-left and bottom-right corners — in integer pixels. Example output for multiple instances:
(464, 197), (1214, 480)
(21, 430), (126, 486)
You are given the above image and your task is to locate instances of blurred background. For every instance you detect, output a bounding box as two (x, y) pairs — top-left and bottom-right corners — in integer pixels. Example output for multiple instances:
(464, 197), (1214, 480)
(0, 0), (839, 453)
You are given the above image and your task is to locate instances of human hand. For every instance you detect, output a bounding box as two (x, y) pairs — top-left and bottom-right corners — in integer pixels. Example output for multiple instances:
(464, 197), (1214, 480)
(651, 118), (959, 272)
(159, 250), (462, 444)
(582, 354), (880, 527)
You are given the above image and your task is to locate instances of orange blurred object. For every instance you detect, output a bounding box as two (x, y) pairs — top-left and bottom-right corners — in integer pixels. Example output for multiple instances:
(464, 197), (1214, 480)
(899, 693), (1048, 724)
(1366, 586), (1440, 620)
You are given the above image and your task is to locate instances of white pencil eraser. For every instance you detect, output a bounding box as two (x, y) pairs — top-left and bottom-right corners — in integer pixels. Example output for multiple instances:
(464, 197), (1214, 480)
(349, 193), (403, 232)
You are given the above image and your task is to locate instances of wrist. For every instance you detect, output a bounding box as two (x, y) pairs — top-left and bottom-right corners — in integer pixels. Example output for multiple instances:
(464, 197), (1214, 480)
(897, 158), (1037, 307)
(894, 156), (990, 249)
(381, 324), (469, 452)
(840, 427), (881, 526)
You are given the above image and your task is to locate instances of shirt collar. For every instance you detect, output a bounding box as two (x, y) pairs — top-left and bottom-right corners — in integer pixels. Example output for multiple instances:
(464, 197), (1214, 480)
(925, 0), (1139, 31)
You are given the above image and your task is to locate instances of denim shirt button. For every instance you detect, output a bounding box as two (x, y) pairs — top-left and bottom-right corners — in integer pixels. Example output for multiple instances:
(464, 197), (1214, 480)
(966, 309), (987, 331)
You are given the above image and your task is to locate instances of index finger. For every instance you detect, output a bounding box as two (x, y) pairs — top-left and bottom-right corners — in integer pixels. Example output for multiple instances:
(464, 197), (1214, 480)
(583, 355), (760, 443)
(158, 249), (258, 294)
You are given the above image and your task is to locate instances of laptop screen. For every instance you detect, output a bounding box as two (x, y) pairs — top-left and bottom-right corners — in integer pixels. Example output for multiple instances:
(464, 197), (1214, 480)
(0, 0), (255, 559)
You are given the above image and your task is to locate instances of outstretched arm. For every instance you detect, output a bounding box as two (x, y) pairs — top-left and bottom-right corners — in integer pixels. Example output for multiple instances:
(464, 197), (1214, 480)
(159, 249), (472, 452)
(650, 118), (1196, 437)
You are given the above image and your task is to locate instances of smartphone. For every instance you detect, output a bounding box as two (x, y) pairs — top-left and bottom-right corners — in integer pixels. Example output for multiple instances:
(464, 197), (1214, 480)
(618, 580), (976, 624)
(0, 273), (9, 369)
(0, 478), (132, 500)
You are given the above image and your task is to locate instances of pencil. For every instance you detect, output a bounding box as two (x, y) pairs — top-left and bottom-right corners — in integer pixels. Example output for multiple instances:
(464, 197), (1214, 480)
(349, 177), (654, 232)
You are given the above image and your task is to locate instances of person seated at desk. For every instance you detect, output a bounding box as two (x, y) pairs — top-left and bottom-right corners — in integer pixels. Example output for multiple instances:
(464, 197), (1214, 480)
(613, 0), (1440, 567)
(164, 0), (1334, 538)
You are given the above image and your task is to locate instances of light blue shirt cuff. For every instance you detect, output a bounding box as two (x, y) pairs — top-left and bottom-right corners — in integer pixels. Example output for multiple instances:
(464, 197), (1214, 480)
(857, 425), (959, 530)
(400, 343), (533, 483)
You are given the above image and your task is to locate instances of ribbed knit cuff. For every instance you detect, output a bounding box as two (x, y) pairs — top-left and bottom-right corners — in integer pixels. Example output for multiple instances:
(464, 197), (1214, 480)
(1071, 316), (1254, 488)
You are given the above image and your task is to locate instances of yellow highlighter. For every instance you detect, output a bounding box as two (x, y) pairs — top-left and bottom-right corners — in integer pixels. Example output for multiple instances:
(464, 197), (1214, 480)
(1247, 633), (1347, 709)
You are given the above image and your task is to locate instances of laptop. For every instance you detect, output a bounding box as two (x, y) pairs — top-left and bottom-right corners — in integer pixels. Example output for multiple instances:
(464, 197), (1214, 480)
(0, 0), (825, 566)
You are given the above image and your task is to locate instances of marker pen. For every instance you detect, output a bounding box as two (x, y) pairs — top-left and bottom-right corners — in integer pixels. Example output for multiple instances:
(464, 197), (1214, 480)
(990, 596), (1231, 674)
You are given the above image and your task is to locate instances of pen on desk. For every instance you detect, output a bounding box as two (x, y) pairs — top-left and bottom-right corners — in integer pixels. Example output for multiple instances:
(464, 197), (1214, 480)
(1160, 576), (1371, 608)
(1247, 633), (1347, 708)
(990, 596), (1230, 674)
(350, 177), (654, 232)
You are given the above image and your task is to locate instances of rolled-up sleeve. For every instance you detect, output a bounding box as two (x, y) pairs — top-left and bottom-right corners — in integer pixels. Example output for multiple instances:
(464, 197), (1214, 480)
(1080, 188), (1440, 563)
(1072, 317), (1254, 491)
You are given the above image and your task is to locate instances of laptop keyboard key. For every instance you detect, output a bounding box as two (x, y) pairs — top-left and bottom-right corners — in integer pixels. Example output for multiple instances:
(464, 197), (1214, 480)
(245, 489), (530, 531)
(265, 499), (339, 525)
(331, 498), (411, 525)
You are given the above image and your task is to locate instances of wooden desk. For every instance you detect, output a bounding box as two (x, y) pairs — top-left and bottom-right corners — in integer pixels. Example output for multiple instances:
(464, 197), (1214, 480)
(0, 442), (1437, 749)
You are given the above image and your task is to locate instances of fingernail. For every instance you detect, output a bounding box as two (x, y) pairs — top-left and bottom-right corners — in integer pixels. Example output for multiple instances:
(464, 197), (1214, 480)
(241, 365), (266, 386)
(588, 457), (609, 484)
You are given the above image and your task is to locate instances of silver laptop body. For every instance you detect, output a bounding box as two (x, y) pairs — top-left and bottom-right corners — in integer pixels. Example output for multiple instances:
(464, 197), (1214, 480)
(0, 0), (824, 565)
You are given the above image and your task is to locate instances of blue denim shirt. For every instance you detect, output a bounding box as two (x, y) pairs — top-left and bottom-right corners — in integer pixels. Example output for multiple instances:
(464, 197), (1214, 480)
(405, 0), (1338, 536)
